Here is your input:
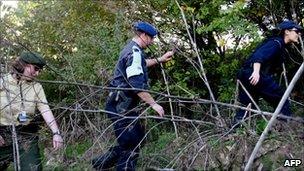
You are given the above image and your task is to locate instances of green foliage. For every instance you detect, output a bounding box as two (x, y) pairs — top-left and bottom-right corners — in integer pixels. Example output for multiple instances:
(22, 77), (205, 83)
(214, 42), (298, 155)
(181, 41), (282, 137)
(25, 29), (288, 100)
(256, 118), (267, 135)
(3, 1), (130, 103)
(41, 140), (93, 171)
(143, 131), (176, 154)
(2, 0), (304, 169)
(64, 140), (92, 159)
(140, 131), (176, 167)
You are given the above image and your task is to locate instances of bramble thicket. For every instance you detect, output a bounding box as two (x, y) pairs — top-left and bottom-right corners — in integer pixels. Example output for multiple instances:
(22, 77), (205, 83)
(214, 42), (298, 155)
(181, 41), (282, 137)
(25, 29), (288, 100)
(1, 0), (304, 170)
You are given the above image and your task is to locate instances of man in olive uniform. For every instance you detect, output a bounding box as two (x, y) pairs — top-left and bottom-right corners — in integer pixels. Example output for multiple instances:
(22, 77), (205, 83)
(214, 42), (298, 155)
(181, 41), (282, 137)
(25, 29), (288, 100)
(0, 51), (63, 171)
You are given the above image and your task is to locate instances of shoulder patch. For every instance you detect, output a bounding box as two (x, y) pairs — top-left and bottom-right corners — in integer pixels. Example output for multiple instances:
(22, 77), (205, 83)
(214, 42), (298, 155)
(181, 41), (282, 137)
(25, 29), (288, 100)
(126, 46), (143, 78)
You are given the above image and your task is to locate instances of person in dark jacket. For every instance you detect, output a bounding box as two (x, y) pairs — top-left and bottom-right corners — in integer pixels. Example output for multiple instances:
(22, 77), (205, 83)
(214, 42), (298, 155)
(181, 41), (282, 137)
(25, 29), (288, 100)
(234, 20), (303, 124)
(92, 21), (174, 170)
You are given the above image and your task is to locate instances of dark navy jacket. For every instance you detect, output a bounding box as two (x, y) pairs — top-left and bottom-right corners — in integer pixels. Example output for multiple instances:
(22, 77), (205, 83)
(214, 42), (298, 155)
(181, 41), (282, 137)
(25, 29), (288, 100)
(109, 40), (149, 94)
(242, 36), (286, 74)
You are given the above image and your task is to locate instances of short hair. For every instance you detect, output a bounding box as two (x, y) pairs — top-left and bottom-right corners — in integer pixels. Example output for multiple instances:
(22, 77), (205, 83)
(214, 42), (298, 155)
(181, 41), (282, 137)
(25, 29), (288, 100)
(133, 21), (158, 37)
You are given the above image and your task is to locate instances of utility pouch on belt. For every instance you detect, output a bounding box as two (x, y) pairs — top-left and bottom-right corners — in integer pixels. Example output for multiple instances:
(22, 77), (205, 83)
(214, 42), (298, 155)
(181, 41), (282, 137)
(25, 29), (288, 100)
(115, 91), (132, 113)
(17, 111), (28, 123)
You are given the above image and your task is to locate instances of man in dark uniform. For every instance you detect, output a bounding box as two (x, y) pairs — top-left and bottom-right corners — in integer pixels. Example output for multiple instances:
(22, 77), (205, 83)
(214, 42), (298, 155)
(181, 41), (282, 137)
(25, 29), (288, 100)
(92, 21), (174, 170)
(234, 20), (303, 125)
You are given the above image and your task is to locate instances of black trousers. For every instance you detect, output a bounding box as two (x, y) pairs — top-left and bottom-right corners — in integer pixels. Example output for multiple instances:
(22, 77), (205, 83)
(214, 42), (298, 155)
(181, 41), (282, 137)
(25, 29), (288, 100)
(105, 91), (145, 171)
(235, 69), (292, 121)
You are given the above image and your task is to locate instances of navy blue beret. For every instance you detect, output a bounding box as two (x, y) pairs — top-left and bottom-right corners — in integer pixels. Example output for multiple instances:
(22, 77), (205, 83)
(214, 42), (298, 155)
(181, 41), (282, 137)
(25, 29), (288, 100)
(133, 21), (159, 37)
(278, 20), (303, 30)
(20, 51), (46, 69)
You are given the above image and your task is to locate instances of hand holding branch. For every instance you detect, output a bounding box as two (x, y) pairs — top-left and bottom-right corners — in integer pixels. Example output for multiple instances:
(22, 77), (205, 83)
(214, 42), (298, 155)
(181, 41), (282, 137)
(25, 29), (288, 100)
(158, 51), (174, 63)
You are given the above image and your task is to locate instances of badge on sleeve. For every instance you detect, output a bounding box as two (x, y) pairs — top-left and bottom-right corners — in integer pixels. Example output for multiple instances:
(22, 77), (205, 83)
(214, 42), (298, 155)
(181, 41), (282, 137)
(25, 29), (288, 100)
(126, 46), (143, 78)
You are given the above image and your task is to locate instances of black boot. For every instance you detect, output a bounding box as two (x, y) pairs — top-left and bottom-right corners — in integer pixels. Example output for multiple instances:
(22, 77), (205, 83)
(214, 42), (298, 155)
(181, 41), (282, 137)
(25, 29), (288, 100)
(92, 147), (119, 170)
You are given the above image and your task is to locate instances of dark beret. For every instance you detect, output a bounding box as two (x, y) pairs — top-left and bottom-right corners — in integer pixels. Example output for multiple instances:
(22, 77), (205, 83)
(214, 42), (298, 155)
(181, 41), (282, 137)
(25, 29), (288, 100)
(278, 20), (303, 31)
(20, 51), (46, 69)
(133, 21), (159, 37)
